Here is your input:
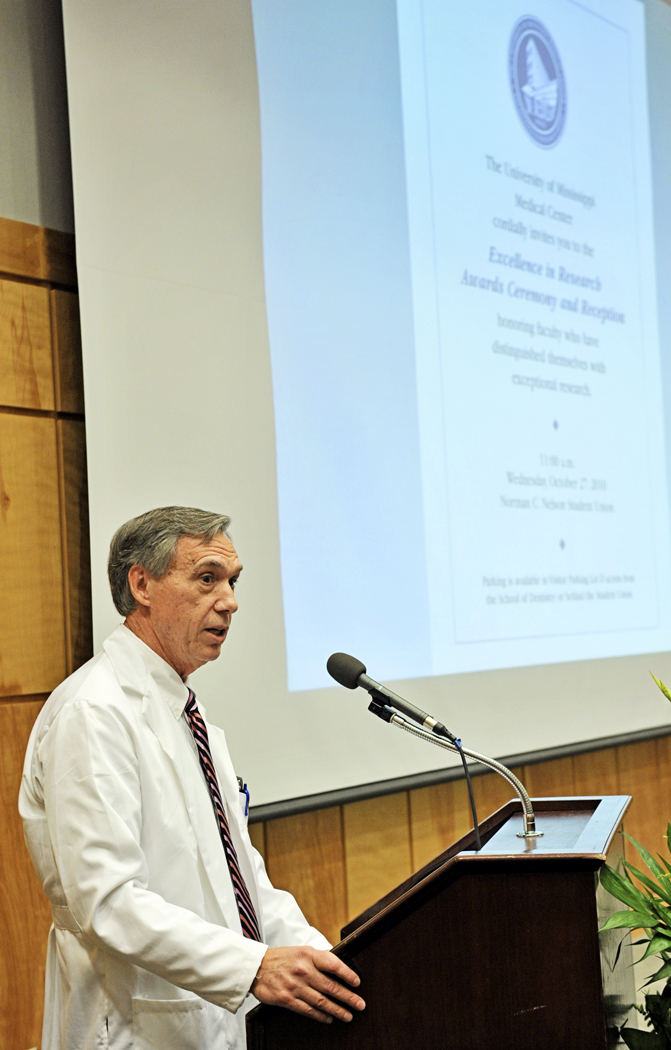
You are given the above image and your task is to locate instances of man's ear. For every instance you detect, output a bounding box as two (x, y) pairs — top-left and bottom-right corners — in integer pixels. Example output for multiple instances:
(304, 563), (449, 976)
(127, 564), (153, 608)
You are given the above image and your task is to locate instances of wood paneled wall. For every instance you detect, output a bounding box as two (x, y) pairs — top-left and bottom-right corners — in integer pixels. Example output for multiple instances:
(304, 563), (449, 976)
(2, 215), (671, 1050)
(0, 216), (91, 1050)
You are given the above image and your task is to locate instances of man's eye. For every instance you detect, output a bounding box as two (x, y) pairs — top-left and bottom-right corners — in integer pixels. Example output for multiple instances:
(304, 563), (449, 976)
(201, 574), (214, 584)
(230, 577), (238, 590)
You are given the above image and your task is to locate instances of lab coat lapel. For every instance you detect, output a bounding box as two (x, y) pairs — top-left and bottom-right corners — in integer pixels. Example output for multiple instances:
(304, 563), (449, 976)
(140, 682), (242, 934)
(103, 629), (242, 935)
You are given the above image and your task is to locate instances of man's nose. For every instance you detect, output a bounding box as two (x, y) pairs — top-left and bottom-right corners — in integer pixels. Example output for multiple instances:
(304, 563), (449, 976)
(214, 584), (238, 613)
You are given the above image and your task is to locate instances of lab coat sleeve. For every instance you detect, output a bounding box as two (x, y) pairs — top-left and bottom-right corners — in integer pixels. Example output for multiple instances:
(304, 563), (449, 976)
(41, 697), (266, 1013)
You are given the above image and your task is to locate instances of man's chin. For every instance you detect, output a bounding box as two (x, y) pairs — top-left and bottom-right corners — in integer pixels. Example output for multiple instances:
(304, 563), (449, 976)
(201, 637), (226, 660)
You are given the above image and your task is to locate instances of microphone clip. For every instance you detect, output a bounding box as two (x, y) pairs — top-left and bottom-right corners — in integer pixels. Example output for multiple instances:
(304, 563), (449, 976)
(367, 693), (395, 723)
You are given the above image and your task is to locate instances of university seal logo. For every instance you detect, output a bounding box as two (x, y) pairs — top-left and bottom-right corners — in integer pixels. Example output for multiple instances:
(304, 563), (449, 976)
(509, 16), (566, 148)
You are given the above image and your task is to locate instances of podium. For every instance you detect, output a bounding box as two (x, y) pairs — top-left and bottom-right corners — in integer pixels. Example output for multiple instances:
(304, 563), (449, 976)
(247, 796), (636, 1050)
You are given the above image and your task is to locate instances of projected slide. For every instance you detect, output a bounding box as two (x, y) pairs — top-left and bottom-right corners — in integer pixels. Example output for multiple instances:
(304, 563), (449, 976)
(399, 0), (666, 663)
(252, 0), (669, 689)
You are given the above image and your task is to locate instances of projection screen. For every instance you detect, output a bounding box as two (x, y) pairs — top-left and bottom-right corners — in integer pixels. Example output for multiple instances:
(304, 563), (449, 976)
(61, 0), (671, 811)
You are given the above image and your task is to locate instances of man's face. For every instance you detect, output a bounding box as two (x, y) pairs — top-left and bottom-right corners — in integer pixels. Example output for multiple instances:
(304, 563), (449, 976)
(132, 532), (242, 679)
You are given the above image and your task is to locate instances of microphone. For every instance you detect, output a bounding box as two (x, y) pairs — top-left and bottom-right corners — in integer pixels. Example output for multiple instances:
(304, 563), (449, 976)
(326, 653), (540, 844)
(326, 652), (457, 742)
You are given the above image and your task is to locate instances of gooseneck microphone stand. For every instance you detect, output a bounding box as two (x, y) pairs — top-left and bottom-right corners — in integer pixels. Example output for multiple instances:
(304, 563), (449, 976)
(368, 698), (542, 840)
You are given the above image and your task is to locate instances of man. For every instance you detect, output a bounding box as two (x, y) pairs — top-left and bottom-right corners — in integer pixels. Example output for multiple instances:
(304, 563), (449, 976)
(20, 506), (364, 1050)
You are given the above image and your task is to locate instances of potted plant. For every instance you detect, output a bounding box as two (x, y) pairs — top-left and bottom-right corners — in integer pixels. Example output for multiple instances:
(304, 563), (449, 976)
(599, 674), (671, 1048)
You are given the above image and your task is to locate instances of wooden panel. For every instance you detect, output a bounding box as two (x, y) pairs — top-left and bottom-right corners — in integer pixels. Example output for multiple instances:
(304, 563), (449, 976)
(41, 227), (78, 288)
(573, 747), (619, 796)
(617, 739), (663, 860)
(0, 217), (76, 287)
(0, 281), (53, 410)
(0, 414), (66, 694)
(409, 780), (471, 870)
(51, 289), (84, 414)
(472, 768), (523, 820)
(248, 820), (266, 859)
(654, 735), (671, 810)
(0, 699), (51, 1050)
(343, 793), (412, 921)
(57, 419), (92, 674)
(264, 808), (346, 945)
(522, 756), (575, 797)
(649, 736), (671, 866)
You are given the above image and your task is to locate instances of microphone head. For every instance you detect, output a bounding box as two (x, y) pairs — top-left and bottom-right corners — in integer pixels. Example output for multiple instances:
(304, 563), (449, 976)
(327, 652), (366, 689)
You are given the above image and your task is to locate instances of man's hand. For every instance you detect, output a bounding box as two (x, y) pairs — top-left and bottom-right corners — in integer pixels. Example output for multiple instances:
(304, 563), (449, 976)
(251, 946), (365, 1024)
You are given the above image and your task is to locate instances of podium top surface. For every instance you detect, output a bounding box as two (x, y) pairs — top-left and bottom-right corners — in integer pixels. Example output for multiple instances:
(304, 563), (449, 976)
(459, 794), (630, 858)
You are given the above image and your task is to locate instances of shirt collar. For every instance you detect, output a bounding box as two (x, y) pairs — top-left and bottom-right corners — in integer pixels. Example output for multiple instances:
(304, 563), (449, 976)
(119, 624), (191, 718)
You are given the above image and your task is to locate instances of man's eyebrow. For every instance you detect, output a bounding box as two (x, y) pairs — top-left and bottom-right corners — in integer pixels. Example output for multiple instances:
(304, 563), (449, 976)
(195, 559), (243, 573)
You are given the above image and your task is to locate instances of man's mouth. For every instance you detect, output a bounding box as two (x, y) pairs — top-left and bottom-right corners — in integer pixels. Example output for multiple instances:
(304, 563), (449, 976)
(205, 627), (227, 639)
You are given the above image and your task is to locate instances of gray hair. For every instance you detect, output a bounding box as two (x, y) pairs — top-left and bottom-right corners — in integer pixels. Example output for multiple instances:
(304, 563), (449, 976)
(108, 506), (231, 616)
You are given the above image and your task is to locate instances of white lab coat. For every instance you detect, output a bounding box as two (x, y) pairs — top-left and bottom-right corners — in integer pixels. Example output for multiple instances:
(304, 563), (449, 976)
(19, 625), (329, 1050)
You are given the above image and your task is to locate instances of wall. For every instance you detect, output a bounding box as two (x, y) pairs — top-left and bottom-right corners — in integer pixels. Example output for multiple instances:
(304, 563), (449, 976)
(0, 3), (86, 1046)
(0, 0), (73, 233)
(0, 216), (89, 1049)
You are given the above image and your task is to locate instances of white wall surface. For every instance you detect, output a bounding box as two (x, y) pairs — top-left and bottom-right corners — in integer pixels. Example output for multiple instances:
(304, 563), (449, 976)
(0, 0), (73, 231)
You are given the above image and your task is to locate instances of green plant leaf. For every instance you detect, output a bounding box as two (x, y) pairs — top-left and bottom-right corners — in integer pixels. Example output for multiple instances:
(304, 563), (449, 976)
(642, 985), (671, 1043)
(612, 933), (628, 971)
(602, 910), (657, 931)
(648, 898), (671, 929)
(624, 835), (667, 882)
(651, 673), (671, 703)
(624, 861), (671, 906)
(620, 1026), (665, 1050)
(623, 861), (668, 901)
(656, 853), (671, 876)
(601, 864), (656, 910)
(641, 935), (671, 960)
(642, 961), (671, 987)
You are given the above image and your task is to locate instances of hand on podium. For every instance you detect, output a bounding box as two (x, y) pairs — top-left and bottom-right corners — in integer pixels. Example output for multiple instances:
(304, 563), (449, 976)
(251, 946), (366, 1024)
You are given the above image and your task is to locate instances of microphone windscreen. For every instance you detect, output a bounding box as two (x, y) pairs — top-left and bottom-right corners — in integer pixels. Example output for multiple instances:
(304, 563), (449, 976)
(327, 652), (366, 689)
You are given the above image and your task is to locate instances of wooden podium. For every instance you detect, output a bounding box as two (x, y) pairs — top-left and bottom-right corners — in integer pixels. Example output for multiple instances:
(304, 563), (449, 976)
(247, 796), (636, 1050)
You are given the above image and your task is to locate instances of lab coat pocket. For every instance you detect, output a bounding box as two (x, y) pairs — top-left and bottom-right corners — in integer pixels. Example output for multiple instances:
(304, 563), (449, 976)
(131, 995), (206, 1050)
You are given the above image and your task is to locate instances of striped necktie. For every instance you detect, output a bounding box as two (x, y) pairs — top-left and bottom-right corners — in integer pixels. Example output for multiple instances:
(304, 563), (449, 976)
(184, 690), (262, 941)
